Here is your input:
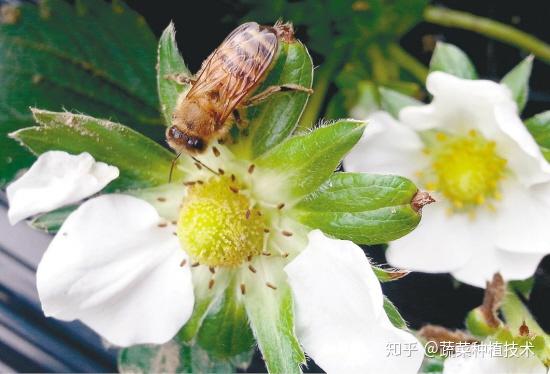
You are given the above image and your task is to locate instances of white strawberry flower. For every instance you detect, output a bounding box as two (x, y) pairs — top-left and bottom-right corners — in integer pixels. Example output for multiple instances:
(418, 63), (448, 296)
(345, 71), (550, 288)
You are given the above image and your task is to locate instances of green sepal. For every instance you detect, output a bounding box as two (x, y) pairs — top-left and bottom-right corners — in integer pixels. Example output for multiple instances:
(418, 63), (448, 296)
(118, 340), (234, 374)
(157, 23), (192, 125)
(255, 120), (365, 202)
(372, 265), (410, 282)
(501, 56), (533, 112)
(178, 268), (229, 343)
(243, 262), (305, 374)
(384, 296), (407, 329)
(0, 0), (161, 186)
(11, 109), (180, 191)
(196, 281), (255, 360)
(291, 173), (421, 244)
(379, 86), (422, 119)
(525, 111), (550, 161)
(29, 205), (76, 234)
(231, 38), (313, 159)
(429, 42), (477, 79)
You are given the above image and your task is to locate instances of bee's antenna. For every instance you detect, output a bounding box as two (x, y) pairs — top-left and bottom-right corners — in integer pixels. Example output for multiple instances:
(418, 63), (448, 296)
(169, 152), (183, 183)
(191, 156), (220, 176)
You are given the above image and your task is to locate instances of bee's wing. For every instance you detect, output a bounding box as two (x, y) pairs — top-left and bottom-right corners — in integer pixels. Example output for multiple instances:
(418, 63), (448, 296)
(187, 22), (278, 126)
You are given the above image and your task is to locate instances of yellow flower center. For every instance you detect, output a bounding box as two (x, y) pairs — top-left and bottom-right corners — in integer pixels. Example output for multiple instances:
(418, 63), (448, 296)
(177, 176), (265, 267)
(425, 130), (507, 210)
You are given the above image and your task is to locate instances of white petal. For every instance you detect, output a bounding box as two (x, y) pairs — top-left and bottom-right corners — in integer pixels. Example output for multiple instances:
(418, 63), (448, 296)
(494, 105), (550, 186)
(452, 247), (545, 288)
(386, 203), (493, 273)
(443, 350), (546, 374)
(495, 181), (550, 254)
(285, 230), (423, 374)
(36, 194), (193, 346)
(344, 111), (428, 179)
(7, 151), (119, 224)
(400, 72), (514, 137)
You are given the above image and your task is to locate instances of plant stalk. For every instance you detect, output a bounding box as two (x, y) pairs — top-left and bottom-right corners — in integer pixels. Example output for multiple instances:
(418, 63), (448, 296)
(388, 44), (429, 83)
(424, 6), (550, 64)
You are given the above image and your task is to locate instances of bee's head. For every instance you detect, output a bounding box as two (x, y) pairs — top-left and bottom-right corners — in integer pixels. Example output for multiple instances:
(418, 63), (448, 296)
(166, 125), (206, 154)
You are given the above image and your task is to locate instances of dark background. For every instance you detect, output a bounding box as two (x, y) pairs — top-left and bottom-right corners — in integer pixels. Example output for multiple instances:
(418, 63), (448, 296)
(1, 0), (549, 372)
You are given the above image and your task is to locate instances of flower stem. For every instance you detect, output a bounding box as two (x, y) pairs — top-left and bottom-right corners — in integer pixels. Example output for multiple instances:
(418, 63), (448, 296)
(297, 51), (343, 131)
(501, 287), (545, 336)
(388, 44), (429, 83)
(424, 6), (550, 64)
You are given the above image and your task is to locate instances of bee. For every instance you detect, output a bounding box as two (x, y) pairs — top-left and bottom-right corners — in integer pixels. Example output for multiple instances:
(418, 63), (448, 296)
(166, 21), (312, 155)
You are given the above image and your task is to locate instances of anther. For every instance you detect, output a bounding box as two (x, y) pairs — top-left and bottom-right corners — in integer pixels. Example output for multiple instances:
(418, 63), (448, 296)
(157, 197), (166, 202)
(256, 211), (262, 216)
(209, 266), (215, 274)
(194, 162), (202, 170)
(208, 279), (215, 289)
(247, 255), (252, 261)
(172, 232), (177, 236)
(277, 203), (285, 210)
(231, 174), (236, 182)
(248, 264), (257, 273)
(212, 146), (220, 157)
(157, 222), (167, 228)
(282, 230), (293, 237)
(184, 181), (196, 186)
(197, 180), (204, 185)
(180, 259), (187, 267)
(218, 168), (225, 175)
(262, 251), (271, 256)
(281, 252), (289, 258)
(246, 209), (251, 219)
(266, 282), (277, 290)
(191, 262), (200, 267)
(229, 186), (239, 194)
(263, 228), (270, 233)
(171, 220), (177, 225)
(248, 164), (256, 174)
(240, 283), (246, 295)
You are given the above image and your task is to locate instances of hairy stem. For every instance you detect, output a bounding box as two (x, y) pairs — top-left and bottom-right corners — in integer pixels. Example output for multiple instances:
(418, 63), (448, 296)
(424, 6), (550, 64)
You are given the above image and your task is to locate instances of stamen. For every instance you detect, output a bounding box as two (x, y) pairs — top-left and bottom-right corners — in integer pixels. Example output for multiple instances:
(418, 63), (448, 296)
(229, 186), (239, 194)
(208, 279), (215, 289)
(157, 222), (167, 228)
(218, 168), (225, 175)
(277, 203), (285, 210)
(231, 174), (236, 182)
(246, 209), (251, 219)
(212, 146), (220, 157)
(209, 266), (215, 274)
(191, 262), (200, 267)
(248, 164), (256, 174)
(197, 180), (204, 185)
(248, 264), (257, 273)
(157, 197), (166, 202)
(282, 230), (293, 237)
(180, 259), (187, 267)
(194, 162), (202, 170)
(262, 251), (271, 256)
(184, 181), (196, 186)
(281, 252), (289, 258)
(266, 282), (277, 290)
(240, 283), (246, 295)
(263, 228), (270, 233)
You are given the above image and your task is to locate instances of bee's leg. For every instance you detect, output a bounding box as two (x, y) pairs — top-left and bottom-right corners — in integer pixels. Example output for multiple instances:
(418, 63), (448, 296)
(164, 73), (196, 86)
(232, 108), (249, 130)
(242, 84), (313, 107)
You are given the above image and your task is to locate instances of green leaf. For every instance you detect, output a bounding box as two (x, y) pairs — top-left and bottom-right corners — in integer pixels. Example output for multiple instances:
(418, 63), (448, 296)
(197, 281), (255, 360)
(372, 265), (410, 282)
(230, 38), (313, 159)
(157, 22), (192, 125)
(379, 86), (422, 118)
(429, 42), (477, 79)
(384, 296), (408, 329)
(501, 56), (533, 112)
(254, 120), (365, 202)
(11, 110), (179, 191)
(29, 205), (76, 233)
(0, 0), (162, 187)
(118, 340), (234, 374)
(525, 111), (550, 149)
(291, 173), (421, 244)
(244, 266), (305, 374)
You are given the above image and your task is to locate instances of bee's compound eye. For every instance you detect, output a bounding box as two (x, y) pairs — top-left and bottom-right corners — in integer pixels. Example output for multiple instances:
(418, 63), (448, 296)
(187, 136), (205, 151)
(168, 125), (184, 139)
